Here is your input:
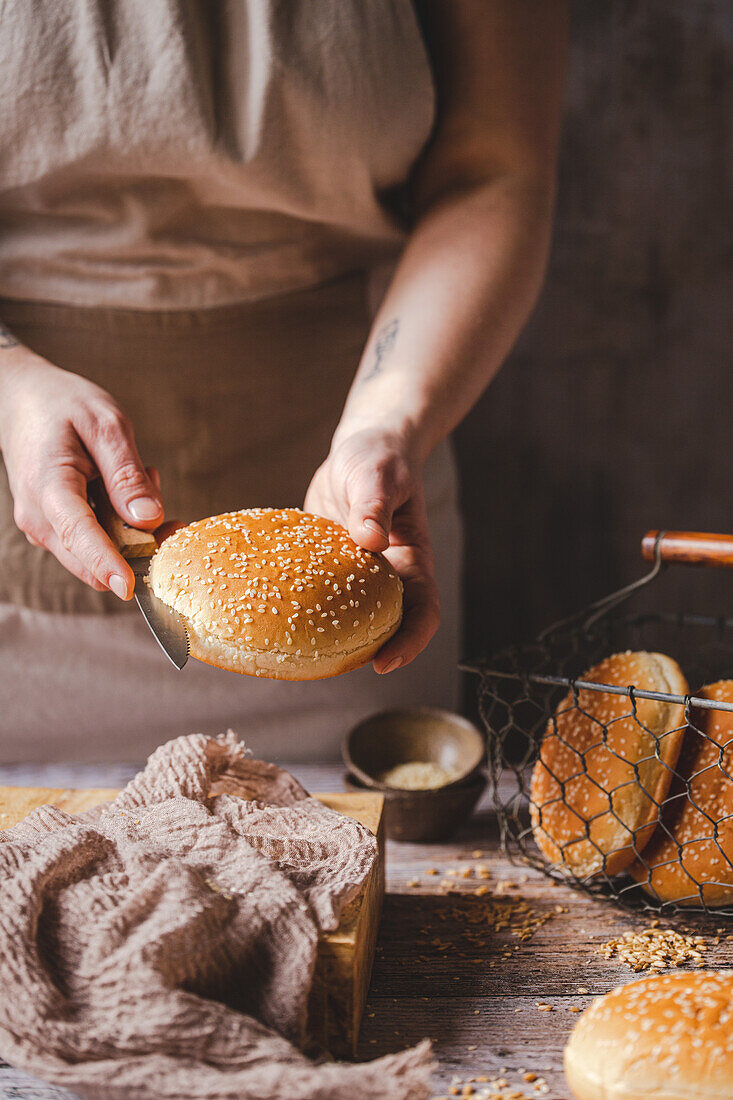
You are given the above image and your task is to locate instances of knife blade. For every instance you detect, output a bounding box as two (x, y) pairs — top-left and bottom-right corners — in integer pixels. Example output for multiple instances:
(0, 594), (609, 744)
(90, 481), (189, 669)
(130, 557), (189, 669)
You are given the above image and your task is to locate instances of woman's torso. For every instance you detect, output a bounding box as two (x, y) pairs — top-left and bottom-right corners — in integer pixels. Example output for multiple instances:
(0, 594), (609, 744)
(0, 0), (437, 613)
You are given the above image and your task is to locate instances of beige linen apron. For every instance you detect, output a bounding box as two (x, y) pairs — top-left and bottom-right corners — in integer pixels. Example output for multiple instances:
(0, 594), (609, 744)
(0, 1), (462, 761)
(0, 0), (435, 308)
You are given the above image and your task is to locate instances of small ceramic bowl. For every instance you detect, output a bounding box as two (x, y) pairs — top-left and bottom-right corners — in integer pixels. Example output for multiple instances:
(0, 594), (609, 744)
(342, 707), (487, 842)
(343, 770), (487, 842)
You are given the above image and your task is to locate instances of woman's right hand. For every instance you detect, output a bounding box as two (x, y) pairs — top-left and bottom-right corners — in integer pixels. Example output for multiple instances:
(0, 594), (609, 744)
(0, 350), (163, 599)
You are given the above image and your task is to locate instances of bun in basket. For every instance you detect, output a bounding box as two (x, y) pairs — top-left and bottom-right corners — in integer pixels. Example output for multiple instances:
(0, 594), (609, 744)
(530, 651), (688, 877)
(631, 679), (733, 906)
(565, 971), (733, 1100)
(148, 508), (403, 680)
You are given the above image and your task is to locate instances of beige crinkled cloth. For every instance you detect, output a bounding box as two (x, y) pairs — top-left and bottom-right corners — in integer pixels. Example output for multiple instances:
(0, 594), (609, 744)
(0, 733), (433, 1099)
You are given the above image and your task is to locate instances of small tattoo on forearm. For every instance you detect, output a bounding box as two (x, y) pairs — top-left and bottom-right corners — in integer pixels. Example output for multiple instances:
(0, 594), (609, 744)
(0, 322), (19, 350)
(361, 318), (399, 381)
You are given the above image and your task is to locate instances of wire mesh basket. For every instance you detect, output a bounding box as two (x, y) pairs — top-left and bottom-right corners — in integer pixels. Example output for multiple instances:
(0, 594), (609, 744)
(465, 530), (733, 916)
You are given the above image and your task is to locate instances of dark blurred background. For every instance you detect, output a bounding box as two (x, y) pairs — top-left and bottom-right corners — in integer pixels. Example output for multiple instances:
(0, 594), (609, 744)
(455, 0), (733, 663)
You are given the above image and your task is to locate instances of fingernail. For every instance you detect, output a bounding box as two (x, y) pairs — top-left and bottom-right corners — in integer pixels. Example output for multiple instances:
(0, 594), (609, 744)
(364, 518), (388, 540)
(128, 497), (162, 522)
(108, 574), (128, 600)
(381, 656), (404, 675)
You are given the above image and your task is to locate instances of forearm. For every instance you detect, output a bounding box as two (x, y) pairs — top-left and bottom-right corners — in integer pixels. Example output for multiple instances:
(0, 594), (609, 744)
(0, 319), (33, 377)
(0, 320), (19, 351)
(334, 172), (555, 465)
(0, 319), (60, 397)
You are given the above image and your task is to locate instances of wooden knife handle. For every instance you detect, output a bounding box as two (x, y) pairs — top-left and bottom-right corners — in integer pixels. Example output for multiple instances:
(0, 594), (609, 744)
(88, 479), (158, 560)
(642, 530), (733, 569)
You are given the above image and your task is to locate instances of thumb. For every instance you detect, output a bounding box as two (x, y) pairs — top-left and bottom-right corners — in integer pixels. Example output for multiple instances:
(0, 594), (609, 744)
(347, 467), (398, 552)
(80, 411), (163, 529)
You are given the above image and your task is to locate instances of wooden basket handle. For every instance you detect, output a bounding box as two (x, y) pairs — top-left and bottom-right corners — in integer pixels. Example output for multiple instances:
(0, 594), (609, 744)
(642, 530), (733, 569)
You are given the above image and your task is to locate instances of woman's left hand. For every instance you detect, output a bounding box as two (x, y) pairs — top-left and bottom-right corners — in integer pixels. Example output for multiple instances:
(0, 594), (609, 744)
(304, 428), (440, 673)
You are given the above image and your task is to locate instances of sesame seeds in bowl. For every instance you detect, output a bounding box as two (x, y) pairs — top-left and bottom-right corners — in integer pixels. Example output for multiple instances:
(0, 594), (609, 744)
(147, 508), (403, 680)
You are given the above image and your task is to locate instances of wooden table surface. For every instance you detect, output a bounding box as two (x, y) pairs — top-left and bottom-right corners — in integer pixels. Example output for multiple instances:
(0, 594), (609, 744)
(1, 761), (731, 1100)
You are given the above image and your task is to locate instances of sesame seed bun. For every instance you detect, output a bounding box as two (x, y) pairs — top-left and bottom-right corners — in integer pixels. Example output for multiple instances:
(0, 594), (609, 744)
(148, 508), (403, 680)
(530, 651), (688, 878)
(630, 680), (733, 906)
(565, 971), (733, 1100)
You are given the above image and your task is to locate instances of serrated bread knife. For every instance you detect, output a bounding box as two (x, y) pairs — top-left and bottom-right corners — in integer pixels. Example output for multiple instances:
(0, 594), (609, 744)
(90, 482), (189, 669)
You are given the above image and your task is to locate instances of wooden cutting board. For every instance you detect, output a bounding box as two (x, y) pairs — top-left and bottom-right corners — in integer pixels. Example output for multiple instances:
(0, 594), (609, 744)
(0, 786), (384, 1058)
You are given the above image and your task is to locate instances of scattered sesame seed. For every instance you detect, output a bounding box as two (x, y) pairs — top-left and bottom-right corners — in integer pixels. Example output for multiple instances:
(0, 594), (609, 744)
(597, 927), (707, 972)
